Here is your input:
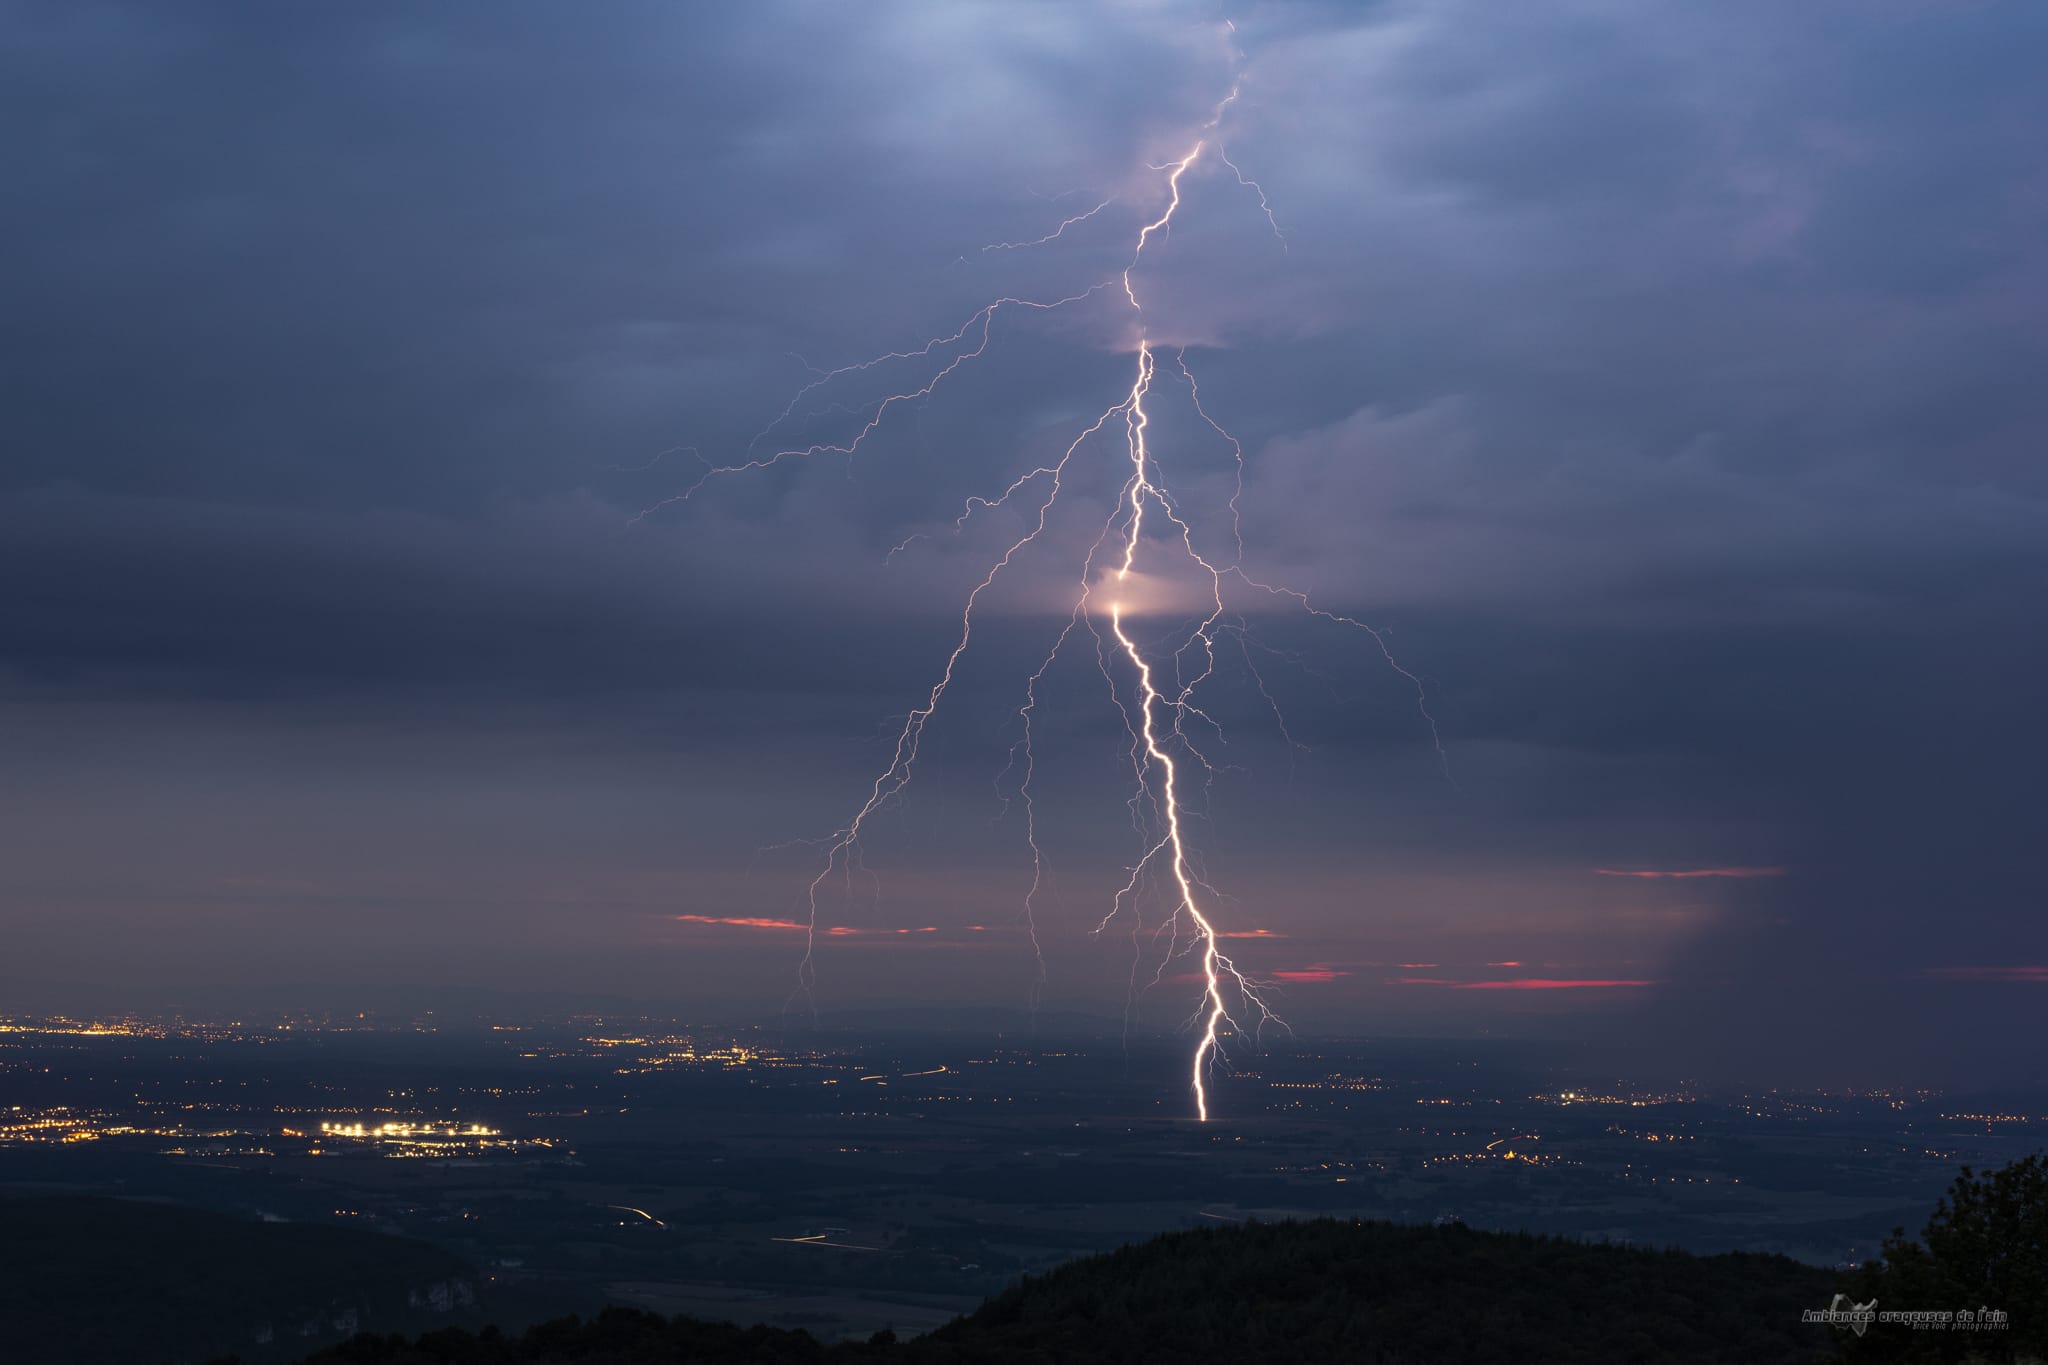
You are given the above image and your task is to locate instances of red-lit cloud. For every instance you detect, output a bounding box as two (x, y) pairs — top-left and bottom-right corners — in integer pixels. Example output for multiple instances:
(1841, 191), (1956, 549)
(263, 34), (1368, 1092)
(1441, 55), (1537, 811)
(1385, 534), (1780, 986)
(675, 914), (806, 931)
(675, 914), (937, 937)
(1216, 928), (1285, 939)
(1271, 964), (1349, 983)
(825, 925), (939, 937)
(1922, 965), (2048, 983)
(1595, 866), (1786, 879)
(1456, 978), (1657, 990)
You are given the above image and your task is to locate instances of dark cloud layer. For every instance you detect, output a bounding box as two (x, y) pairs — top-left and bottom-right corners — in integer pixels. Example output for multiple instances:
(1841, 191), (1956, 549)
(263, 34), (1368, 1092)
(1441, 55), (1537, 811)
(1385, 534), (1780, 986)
(2, 1), (2043, 1086)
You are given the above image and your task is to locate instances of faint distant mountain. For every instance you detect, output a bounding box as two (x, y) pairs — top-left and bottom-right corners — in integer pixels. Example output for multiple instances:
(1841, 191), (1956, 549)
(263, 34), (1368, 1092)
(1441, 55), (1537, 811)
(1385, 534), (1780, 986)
(284, 1218), (1841, 1364)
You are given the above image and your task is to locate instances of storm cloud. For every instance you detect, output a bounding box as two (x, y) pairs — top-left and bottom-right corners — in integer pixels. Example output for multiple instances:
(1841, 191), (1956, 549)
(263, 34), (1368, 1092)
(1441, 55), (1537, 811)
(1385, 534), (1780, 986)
(2, 1), (2042, 1085)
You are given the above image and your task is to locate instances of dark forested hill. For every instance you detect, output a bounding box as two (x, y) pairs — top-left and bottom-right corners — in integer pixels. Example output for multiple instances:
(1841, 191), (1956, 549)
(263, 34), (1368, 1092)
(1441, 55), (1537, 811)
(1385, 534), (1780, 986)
(0, 1196), (480, 1365)
(923, 1219), (1837, 1364)
(286, 1218), (1842, 1365)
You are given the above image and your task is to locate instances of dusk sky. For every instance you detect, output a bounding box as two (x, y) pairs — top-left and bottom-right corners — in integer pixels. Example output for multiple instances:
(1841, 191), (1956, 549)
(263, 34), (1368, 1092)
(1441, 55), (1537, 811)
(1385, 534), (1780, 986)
(3, 1), (2043, 1087)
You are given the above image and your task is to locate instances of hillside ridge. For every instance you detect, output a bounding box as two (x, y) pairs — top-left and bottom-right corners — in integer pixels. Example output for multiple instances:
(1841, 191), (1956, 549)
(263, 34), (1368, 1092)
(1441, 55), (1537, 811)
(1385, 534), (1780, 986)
(287, 1216), (1842, 1365)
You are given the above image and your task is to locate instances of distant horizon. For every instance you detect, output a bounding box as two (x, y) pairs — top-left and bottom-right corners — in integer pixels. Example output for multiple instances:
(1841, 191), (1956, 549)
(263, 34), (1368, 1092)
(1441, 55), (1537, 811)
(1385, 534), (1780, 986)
(8, 993), (2041, 1100)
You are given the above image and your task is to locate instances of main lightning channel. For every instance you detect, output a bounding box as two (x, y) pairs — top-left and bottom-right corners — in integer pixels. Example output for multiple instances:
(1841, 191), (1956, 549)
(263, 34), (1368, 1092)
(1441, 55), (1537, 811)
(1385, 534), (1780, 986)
(1109, 604), (1231, 1119)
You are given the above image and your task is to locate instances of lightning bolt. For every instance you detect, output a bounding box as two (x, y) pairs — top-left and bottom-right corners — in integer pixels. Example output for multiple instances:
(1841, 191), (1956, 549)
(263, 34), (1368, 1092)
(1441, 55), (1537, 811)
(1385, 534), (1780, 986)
(640, 29), (1446, 1121)
(975, 195), (1116, 255)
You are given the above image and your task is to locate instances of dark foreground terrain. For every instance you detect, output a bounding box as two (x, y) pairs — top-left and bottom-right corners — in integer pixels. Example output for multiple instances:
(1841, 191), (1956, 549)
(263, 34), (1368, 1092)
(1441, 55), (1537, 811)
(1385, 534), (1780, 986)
(277, 1154), (2048, 1365)
(16, 1153), (2044, 1364)
(0, 1197), (510, 1365)
(284, 1219), (1836, 1365)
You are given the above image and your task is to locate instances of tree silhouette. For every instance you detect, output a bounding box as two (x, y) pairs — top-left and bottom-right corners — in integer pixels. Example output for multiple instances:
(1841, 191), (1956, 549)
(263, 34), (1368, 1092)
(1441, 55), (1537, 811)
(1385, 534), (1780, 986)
(1838, 1153), (2047, 1363)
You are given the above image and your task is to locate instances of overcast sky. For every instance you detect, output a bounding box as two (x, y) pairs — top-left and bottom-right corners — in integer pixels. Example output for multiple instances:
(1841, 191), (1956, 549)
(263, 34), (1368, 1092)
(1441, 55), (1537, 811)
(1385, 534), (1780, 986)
(2, 1), (2042, 1087)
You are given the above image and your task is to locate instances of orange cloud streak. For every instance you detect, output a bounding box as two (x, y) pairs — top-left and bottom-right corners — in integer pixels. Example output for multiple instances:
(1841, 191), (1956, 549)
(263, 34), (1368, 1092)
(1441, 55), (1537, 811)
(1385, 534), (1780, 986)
(675, 914), (806, 931)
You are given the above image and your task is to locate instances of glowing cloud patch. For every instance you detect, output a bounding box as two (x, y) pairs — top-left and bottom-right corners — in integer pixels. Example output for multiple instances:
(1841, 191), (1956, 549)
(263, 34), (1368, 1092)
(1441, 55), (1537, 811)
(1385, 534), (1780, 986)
(674, 914), (807, 931)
